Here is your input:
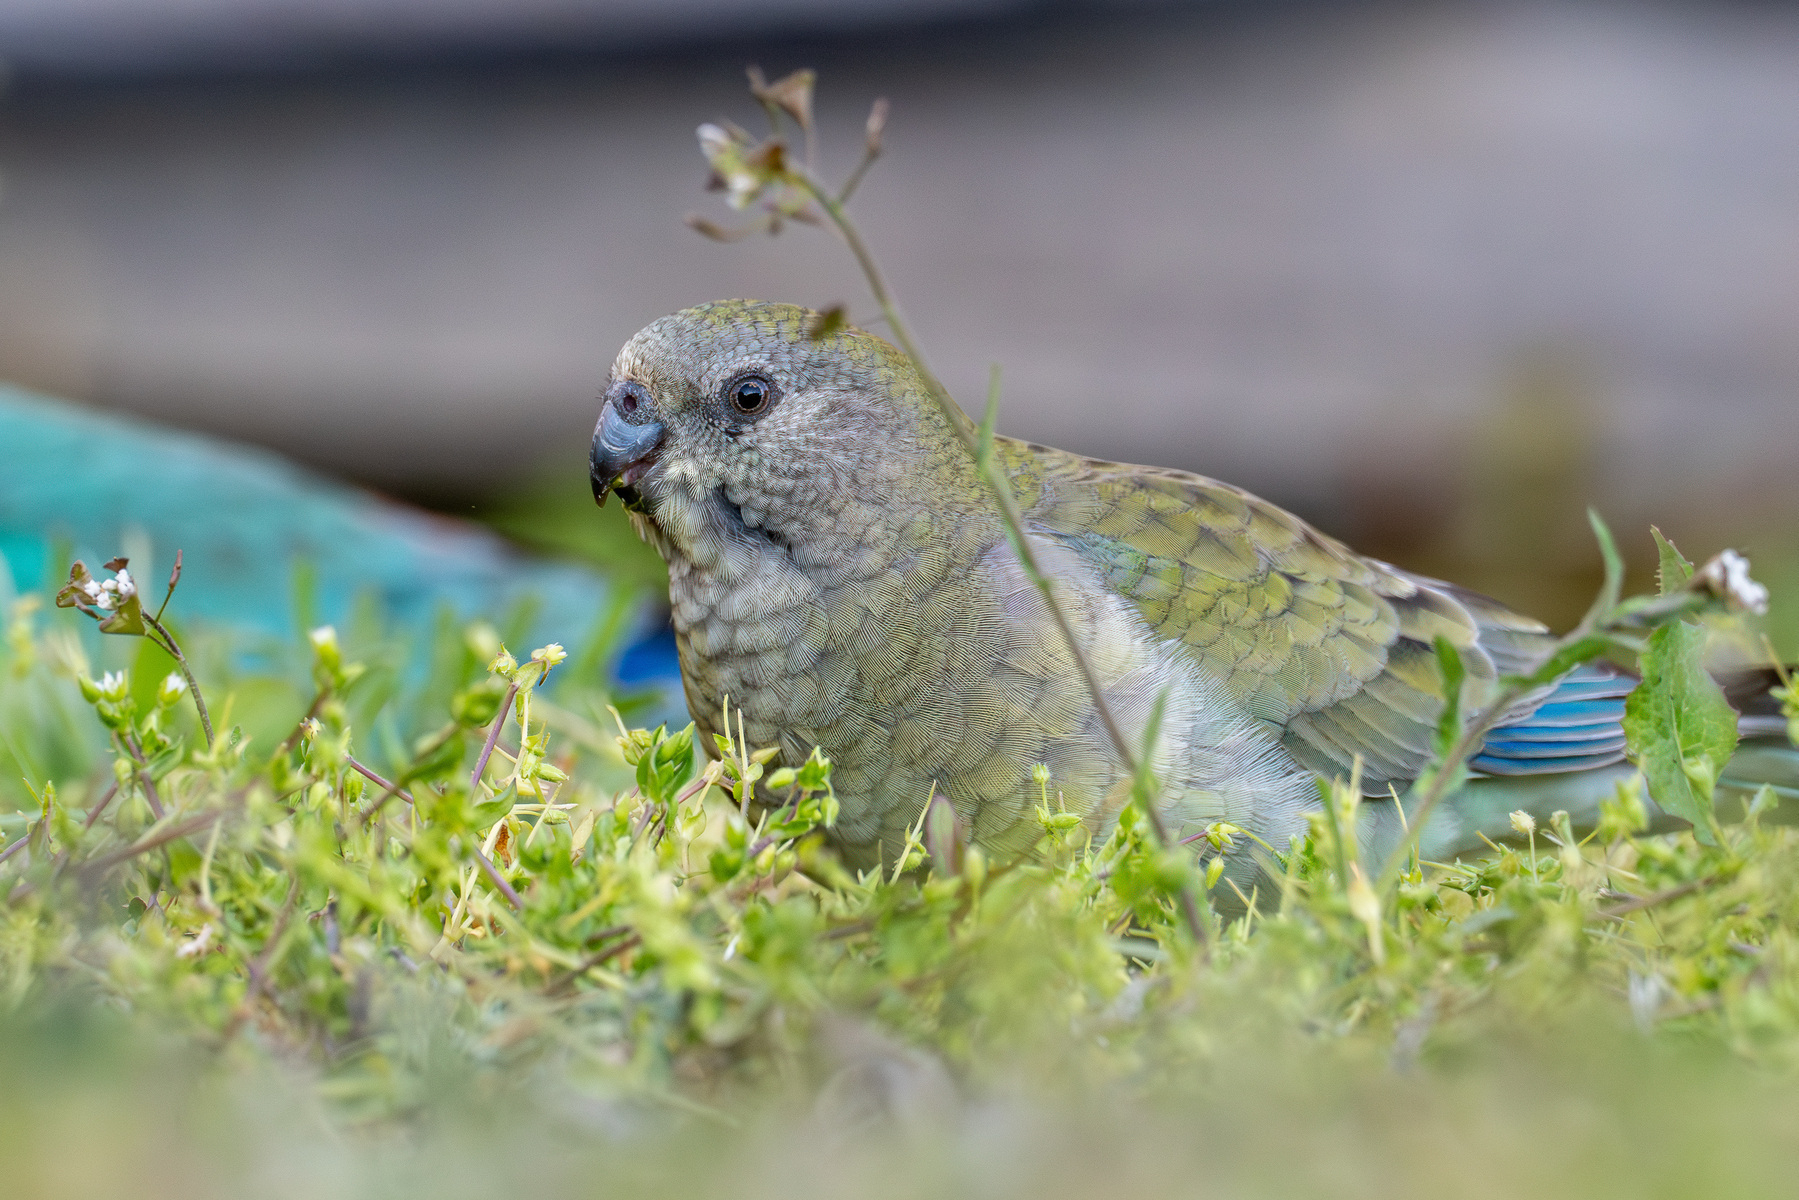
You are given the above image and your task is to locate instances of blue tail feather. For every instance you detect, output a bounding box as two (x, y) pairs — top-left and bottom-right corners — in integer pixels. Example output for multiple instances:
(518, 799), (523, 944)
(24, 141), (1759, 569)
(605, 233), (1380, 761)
(1470, 664), (1635, 777)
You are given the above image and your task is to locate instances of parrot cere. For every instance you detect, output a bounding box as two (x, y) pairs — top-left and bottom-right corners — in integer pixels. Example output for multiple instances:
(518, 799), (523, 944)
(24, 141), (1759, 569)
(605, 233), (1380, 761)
(590, 300), (1777, 878)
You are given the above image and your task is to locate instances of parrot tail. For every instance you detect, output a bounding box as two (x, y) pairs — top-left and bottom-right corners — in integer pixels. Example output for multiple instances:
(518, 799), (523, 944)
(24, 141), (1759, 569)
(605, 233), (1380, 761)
(1356, 666), (1799, 869)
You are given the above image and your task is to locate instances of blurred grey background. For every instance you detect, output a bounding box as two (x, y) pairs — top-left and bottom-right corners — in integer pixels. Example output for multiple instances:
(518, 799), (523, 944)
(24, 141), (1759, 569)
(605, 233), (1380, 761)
(0, 0), (1795, 631)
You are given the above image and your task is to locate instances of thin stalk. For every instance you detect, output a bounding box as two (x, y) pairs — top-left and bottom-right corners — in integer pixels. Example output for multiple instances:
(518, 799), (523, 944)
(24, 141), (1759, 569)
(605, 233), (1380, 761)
(794, 171), (1206, 946)
(142, 612), (213, 749)
(465, 682), (527, 912)
(472, 843), (525, 912)
(547, 930), (642, 994)
(347, 756), (413, 808)
(471, 683), (521, 793)
(273, 690), (330, 761)
(1599, 876), (1714, 920)
(1373, 682), (1526, 894)
(76, 809), (226, 877)
(836, 146), (879, 204)
(83, 781), (120, 830)
(120, 734), (166, 820)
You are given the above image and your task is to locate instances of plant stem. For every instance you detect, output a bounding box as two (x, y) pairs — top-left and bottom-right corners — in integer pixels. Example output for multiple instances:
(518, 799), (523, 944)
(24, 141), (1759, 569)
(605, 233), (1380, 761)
(547, 930), (641, 993)
(120, 734), (166, 820)
(1599, 876), (1714, 919)
(471, 683), (521, 793)
(463, 684), (527, 912)
(83, 781), (120, 830)
(472, 843), (525, 912)
(274, 690), (329, 760)
(1373, 689), (1522, 894)
(143, 612), (214, 749)
(794, 171), (1207, 947)
(77, 809), (225, 877)
(346, 756), (413, 806)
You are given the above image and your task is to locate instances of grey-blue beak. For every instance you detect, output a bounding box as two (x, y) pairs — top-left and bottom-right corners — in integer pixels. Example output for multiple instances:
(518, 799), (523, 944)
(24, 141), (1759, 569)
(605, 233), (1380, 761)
(591, 397), (665, 508)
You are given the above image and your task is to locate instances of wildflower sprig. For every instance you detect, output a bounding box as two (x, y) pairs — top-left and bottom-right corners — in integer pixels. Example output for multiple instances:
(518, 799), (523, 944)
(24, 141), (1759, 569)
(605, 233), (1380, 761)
(56, 551), (213, 748)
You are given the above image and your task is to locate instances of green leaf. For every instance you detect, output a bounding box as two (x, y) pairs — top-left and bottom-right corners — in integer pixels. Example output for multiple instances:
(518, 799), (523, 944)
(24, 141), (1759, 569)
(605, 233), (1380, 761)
(470, 782), (518, 830)
(975, 365), (1001, 470)
(451, 678), (507, 728)
(1573, 509), (1624, 631)
(1432, 635), (1467, 758)
(97, 591), (146, 636)
(1503, 634), (1616, 692)
(1623, 619), (1738, 841)
(145, 738), (187, 782)
(640, 723), (696, 802)
(794, 748), (832, 792)
(1651, 525), (1694, 595)
(402, 729), (466, 784)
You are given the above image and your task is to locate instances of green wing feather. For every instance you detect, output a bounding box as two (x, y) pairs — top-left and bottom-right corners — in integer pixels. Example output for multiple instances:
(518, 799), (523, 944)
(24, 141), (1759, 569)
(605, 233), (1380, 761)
(1002, 439), (1555, 789)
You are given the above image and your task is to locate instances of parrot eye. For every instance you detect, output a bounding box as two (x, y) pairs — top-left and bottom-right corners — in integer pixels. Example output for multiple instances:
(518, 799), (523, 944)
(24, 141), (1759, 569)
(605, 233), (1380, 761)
(724, 373), (778, 419)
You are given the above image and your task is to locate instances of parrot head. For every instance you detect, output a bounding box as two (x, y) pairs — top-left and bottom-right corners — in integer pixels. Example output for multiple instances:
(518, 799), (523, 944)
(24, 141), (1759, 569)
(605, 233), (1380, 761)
(591, 300), (976, 569)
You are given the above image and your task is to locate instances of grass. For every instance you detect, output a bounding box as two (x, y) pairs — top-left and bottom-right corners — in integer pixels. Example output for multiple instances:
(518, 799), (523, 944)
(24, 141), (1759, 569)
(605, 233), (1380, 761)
(2, 546), (1798, 1199)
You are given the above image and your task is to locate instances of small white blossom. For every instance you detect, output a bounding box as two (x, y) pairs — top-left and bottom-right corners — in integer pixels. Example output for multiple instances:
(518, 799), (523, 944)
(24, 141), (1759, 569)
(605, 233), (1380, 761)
(1509, 810), (1536, 836)
(94, 593), (115, 610)
(696, 122), (788, 210)
(82, 579), (102, 599)
(697, 121), (734, 162)
(156, 672), (188, 707)
(114, 568), (135, 598)
(1692, 549), (1769, 615)
(97, 670), (129, 700)
(176, 924), (215, 959)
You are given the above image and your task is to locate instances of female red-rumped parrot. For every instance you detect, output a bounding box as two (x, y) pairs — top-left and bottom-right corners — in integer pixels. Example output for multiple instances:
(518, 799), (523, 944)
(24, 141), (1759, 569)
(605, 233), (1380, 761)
(591, 300), (1797, 883)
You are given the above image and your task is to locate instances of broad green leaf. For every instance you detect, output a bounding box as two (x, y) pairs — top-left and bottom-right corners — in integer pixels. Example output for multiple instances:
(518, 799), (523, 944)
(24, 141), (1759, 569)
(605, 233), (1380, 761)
(1623, 618), (1737, 842)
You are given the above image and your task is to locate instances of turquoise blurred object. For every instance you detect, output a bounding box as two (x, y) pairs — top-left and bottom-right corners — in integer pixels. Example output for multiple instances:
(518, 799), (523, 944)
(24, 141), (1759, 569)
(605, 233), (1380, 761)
(0, 384), (680, 694)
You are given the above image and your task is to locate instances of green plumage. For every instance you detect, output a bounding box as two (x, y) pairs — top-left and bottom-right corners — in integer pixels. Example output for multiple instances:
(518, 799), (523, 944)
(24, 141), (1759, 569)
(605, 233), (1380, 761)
(1003, 443), (1560, 784)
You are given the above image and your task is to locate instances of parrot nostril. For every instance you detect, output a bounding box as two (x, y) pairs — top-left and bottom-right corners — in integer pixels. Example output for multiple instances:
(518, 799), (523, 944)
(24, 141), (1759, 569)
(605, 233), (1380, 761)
(618, 390), (639, 416)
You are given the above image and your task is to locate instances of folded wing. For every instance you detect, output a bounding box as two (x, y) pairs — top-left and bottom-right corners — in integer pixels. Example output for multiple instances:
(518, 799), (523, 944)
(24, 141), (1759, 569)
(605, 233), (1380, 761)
(1004, 439), (1629, 790)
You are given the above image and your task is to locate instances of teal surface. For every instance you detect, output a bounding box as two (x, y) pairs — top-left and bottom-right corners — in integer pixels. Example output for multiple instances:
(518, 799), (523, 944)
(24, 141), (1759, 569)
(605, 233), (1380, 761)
(0, 384), (674, 688)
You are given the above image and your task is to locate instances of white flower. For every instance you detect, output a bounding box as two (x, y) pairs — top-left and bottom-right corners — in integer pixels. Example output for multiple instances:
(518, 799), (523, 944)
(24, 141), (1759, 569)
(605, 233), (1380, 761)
(156, 672), (188, 707)
(697, 121), (734, 164)
(696, 122), (788, 210)
(94, 593), (115, 610)
(1509, 810), (1536, 836)
(114, 569), (135, 598)
(1692, 549), (1769, 615)
(82, 579), (102, 599)
(176, 924), (215, 959)
(97, 671), (129, 700)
